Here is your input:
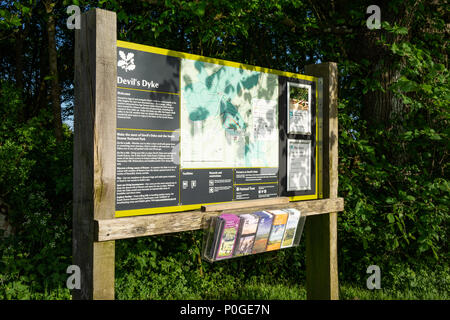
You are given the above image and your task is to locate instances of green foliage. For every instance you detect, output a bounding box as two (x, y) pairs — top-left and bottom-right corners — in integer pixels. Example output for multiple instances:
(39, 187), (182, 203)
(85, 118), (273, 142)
(0, 0), (448, 300)
(0, 80), (73, 299)
(336, 4), (448, 286)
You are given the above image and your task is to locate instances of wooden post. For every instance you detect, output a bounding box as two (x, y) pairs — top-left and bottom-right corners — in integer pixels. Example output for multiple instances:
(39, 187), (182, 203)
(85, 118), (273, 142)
(304, 62), (339, 300)
(73, 8), (117, 300)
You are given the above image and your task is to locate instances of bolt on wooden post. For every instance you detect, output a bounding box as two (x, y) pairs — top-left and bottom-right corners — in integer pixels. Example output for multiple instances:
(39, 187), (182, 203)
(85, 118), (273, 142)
(73, 8), (117, 300)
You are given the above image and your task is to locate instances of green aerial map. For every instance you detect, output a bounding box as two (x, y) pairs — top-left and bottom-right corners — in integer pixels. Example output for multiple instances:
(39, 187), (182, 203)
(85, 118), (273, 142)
(180, 59), (279, 169)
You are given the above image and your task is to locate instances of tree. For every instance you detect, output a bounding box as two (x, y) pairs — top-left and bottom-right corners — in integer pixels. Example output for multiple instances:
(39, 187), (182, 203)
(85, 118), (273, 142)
(43, 0), (63, 142)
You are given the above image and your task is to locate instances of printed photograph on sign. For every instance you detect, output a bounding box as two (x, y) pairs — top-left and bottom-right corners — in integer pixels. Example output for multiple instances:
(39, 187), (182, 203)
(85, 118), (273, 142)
(287, 139), (311, 191)
(287, 82), (311, 135)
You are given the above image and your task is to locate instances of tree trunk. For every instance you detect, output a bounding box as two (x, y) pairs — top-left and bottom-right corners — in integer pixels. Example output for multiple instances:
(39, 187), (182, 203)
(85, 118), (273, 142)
(361, 56), (404, 127)
(14, 25), (25, 123)
(44, 1), (63, 143)
(15, 29), (24, 93)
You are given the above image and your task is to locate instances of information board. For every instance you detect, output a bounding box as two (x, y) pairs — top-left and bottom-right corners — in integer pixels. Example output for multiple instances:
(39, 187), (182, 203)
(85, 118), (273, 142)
(115, 41), (321, 217)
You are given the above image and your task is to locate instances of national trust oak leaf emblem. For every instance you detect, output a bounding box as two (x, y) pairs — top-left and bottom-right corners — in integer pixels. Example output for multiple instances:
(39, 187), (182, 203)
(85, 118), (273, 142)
(118, 50), (135, 72)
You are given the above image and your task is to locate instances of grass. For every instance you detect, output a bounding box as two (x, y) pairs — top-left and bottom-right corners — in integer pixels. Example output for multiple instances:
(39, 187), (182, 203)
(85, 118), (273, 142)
(2, 274), (448, 300)
(113, 270), (449, 300)
(115, 275), (308, 300)
(339, 283), (449, 300)
(2, 235), (448, 300)
(2, 252), (449, 300)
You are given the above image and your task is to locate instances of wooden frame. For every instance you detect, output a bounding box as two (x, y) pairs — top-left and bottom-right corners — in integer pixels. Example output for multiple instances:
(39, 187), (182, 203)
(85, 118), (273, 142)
(73, 8), (341, 300)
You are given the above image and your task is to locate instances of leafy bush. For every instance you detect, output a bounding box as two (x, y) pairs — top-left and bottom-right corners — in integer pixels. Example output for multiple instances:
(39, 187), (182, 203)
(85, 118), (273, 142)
(336, 21), (449, 287)
(0, 80), (72, 299)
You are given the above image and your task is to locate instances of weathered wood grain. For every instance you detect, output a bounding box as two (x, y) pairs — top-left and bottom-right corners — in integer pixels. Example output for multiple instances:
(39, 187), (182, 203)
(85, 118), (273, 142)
(95, 198), (344, 241)
(305, 62), (339, 300)
(73, 8), (116, 300)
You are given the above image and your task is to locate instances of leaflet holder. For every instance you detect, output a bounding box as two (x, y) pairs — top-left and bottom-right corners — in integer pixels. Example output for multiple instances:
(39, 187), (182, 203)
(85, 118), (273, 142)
(202, 209), (306, 262)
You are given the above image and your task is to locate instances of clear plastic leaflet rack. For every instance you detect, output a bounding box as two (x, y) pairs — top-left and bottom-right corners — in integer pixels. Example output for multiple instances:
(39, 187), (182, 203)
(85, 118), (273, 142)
(202, 208), (306, 262)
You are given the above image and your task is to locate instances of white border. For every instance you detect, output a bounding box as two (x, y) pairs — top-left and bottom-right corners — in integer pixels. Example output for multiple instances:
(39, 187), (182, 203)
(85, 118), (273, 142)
(287, 139), (311, 191)
(287, 82), (312, 135)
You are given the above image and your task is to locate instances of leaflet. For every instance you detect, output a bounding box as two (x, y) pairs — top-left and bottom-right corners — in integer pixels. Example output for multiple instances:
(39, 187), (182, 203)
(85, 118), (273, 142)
(233, 213), (260, 256)
(280, 208), (302, 248)
(266, 210), (289, 251)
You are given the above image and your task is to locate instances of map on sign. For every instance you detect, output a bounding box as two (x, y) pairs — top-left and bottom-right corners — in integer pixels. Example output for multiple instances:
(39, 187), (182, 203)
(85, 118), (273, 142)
(180, 59), (279, 169)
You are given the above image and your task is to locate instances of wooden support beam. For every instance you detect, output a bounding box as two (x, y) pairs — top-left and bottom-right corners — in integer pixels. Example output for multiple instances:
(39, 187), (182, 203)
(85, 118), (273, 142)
(73, 8), (117, 300)
(305, 62), (339, 300)
(95, 198), (344, 241)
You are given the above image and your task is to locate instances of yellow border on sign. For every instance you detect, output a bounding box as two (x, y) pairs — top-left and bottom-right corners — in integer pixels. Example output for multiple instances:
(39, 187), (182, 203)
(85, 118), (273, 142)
(115, 202), (230, 217)
(117, 128), (176, 133)
(115, 41), (321, 217)
(289, 77), (320, 202)
(118, 86), (179, 95)
(117, 40), (317, 82)
(234, 182), (278, 186)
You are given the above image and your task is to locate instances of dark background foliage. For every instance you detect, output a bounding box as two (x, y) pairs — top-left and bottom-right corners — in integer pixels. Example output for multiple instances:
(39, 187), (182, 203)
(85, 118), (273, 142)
(0, 0), (448, 299)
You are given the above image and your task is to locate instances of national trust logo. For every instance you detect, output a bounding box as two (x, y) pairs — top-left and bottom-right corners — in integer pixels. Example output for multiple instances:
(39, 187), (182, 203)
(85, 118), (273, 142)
(118, 50), (136, 72)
